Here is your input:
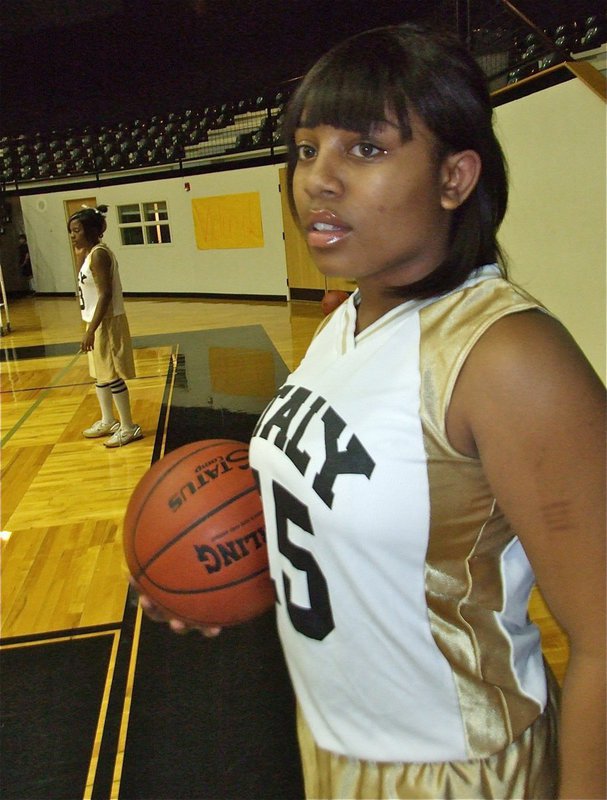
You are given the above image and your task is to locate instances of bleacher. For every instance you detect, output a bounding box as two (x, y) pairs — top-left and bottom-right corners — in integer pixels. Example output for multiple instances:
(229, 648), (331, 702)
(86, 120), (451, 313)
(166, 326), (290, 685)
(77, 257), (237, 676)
(0, 86), (291, 191)
(0, 2), (604, 193)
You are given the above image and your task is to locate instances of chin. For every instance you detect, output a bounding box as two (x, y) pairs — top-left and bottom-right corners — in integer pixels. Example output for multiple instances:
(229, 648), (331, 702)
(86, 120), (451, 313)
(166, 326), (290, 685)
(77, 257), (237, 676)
(313, 257), (357, 281)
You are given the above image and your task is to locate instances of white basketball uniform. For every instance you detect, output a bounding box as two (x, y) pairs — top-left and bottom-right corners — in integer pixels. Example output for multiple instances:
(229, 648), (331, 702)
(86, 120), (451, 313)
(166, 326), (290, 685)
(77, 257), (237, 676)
(78, 243), (125, 323)
(249, 264), (552, 764)
(77, 243), (135, 382)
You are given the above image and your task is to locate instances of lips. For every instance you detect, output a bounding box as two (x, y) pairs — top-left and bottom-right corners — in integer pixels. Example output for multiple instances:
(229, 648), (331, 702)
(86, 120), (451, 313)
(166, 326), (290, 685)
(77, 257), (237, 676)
(305, 210), (352, 248)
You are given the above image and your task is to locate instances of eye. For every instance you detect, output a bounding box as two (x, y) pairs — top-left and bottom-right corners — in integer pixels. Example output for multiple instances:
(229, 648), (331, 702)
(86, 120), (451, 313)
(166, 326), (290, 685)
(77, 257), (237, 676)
(350, 141), (385, 159)
(295, 143), (317, 161)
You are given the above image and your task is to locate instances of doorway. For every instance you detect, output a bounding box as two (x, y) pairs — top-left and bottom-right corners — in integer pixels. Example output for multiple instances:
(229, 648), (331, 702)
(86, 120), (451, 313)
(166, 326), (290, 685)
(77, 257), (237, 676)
(64, 197), (97, 286)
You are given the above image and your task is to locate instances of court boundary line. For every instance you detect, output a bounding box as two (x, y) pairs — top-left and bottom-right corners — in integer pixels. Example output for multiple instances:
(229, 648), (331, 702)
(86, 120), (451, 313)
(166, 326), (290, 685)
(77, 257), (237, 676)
(0, 351), (82, 447)
(0, 372), (166, 396)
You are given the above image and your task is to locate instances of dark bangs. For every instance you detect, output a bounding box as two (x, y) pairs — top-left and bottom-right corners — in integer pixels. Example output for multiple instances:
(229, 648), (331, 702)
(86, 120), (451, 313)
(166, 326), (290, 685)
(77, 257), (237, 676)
(292, 64), (413, 137)
(284, 30), (419, 175)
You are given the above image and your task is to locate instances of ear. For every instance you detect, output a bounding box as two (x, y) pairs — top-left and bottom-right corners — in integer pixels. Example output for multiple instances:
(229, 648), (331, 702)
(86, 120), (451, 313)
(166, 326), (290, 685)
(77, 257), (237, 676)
(440, 150), (482, 210)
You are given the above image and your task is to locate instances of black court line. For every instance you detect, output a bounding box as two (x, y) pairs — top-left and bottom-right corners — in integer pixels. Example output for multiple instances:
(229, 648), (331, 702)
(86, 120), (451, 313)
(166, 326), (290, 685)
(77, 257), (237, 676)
(0, 340), (82, 362)
(0, 373), (168, 395)
(0, 621), (122, 647)
(1, 350), (83, 446)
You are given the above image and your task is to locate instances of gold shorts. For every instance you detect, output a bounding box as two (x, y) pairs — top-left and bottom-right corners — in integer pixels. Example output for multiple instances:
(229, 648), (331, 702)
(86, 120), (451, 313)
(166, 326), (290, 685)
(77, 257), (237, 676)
(87, 314), (136, 383)
(296, 681), (559, 800)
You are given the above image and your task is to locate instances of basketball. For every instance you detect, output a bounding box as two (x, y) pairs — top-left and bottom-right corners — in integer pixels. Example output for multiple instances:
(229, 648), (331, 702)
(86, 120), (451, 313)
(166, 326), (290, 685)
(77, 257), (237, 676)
(123, 439), (274, 627)
(321, 289), (349, 316)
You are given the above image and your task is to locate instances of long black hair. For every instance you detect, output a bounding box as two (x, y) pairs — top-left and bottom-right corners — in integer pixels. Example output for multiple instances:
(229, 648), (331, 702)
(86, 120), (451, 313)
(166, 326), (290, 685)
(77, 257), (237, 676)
(283, 24), (509, 299)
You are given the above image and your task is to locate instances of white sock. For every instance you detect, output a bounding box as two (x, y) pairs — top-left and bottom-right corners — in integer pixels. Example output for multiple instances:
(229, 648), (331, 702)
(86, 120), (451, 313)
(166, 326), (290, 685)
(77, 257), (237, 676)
(110, 379), (135, 429)
(95, 383), (116, 424)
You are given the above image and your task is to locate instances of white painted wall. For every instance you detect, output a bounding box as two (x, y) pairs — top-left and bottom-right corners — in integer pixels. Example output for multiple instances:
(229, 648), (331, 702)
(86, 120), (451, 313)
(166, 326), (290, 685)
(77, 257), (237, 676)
(20, 163), (288, 298)
(495, 76), (605, 381)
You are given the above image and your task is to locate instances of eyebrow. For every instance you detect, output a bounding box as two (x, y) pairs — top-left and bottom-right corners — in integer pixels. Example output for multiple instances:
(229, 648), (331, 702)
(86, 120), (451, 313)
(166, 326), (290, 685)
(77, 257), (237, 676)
(294, 118), (401, 134)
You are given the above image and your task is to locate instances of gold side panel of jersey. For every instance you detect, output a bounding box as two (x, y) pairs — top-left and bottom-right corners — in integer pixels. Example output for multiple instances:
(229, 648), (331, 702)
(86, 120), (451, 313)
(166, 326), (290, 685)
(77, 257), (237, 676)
(419, 276), (545, 757)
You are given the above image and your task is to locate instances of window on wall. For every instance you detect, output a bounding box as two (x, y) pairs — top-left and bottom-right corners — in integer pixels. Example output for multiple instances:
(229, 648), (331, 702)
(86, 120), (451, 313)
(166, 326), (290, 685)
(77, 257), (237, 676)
(117, 201), (171, 245)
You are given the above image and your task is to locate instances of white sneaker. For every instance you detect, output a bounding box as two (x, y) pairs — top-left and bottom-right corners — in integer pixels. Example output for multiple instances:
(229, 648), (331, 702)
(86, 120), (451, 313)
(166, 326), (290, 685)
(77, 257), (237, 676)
(83, 419), (120, 438)
(104, 425), (143, 448)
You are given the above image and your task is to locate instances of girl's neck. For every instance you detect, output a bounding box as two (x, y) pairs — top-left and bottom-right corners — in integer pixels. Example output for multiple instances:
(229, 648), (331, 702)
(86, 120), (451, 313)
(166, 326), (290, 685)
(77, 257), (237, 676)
(85, 237), (101, 254)
(354, 287), (408, 335)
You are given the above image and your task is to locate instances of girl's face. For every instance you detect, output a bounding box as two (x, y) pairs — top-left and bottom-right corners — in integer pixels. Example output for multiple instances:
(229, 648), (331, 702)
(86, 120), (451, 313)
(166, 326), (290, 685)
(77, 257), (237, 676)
(292, 112), (459, 293)
(68, 219), (91, 249)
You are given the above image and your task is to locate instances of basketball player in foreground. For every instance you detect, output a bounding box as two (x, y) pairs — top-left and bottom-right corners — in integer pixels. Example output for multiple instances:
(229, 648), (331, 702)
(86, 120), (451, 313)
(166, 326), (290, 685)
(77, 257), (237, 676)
(69, 205), (142, 447)
(135, 24), (605, 799)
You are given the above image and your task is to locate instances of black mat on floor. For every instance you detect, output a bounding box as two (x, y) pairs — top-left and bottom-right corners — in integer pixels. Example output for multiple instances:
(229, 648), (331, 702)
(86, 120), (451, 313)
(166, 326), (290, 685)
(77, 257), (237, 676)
(0, 634), (114, 799)
(120, 611), (303, 800)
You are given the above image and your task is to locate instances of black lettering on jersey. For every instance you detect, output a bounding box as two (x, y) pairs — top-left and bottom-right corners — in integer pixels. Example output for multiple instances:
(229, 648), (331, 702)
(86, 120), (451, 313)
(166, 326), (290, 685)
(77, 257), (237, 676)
(285, 395), (325, 475)
(254, 385), (325, 476)
(274, 481), (334, 641)
(255, 385), (311, 450)
(313, 405), (375, 508)
(254, 384), (375, 507)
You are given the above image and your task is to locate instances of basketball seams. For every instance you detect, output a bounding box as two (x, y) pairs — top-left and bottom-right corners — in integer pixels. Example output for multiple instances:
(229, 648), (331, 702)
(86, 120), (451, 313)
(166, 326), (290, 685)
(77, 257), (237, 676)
(129, 439), (236, 554)
(126, 438), (242, 573)
(135, 483), (260, 576)
(140, 564), (270, 595)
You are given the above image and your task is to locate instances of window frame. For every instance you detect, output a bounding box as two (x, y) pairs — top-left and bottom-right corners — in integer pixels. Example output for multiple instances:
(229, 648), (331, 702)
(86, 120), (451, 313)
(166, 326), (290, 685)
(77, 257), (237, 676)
(116, 200), (172, 246)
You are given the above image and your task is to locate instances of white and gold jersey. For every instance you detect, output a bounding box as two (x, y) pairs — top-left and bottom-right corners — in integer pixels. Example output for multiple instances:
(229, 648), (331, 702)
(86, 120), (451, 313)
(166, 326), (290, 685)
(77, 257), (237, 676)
(249, 265), (548, 763)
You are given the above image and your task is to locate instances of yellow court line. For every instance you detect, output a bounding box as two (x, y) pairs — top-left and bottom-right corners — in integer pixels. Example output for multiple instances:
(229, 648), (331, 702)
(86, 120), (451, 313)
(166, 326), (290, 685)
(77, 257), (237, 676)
(83, 630), (121, 800)
(1, 350), (83, 447)
(109, 604), (144, 800)
(0, 627), (122, 800)
(107, 349), (177, 798)
(0, 628), (117, 651)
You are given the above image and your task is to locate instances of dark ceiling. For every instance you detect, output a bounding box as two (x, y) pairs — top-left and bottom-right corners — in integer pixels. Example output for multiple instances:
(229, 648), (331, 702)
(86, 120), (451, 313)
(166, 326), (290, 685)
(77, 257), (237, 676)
(0, 0), (436, 136)
(0, 0), (602, 138)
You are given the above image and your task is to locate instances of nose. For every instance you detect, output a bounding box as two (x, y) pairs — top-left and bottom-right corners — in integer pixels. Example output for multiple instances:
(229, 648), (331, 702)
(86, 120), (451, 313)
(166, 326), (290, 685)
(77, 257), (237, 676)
(300, 149), (344, 199)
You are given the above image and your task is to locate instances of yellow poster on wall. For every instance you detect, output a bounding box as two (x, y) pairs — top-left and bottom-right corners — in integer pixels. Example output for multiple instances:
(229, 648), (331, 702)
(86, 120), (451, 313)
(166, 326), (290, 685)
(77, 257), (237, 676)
(191, 192), (264, 250)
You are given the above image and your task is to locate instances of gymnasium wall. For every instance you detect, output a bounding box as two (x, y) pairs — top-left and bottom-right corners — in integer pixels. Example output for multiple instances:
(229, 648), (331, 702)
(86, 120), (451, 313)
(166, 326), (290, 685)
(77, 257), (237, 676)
(18, 71), (605, 380)
(494, 75), (606, 381)
(19, 163), (288, 299)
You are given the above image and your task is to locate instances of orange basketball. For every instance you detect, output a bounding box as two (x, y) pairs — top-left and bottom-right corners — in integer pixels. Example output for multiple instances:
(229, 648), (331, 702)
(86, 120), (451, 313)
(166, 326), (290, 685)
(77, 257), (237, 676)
(123, 439), (274, 627)
(321, 289), (349, 316)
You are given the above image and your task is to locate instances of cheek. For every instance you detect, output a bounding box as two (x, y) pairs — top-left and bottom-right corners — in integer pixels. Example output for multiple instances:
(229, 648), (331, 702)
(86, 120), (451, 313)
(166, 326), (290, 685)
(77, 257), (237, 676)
(355, 173), (415, 220)
(380, 178), (442, 225)
(291, 180), (306, 221)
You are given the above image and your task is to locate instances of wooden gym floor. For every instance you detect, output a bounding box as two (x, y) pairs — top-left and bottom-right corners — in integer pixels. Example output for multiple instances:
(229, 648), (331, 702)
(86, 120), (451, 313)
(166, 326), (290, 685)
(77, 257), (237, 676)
(0, 294), (569, 799)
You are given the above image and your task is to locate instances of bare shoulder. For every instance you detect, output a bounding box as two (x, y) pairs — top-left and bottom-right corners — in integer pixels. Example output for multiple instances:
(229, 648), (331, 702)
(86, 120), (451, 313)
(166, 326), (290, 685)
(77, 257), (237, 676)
(90, 245), (112, 271)
(448, 309), (605, 457)
(470, 309), (601, 385)
(461, 320), (606, 800)
(89, 245), (113, 286)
